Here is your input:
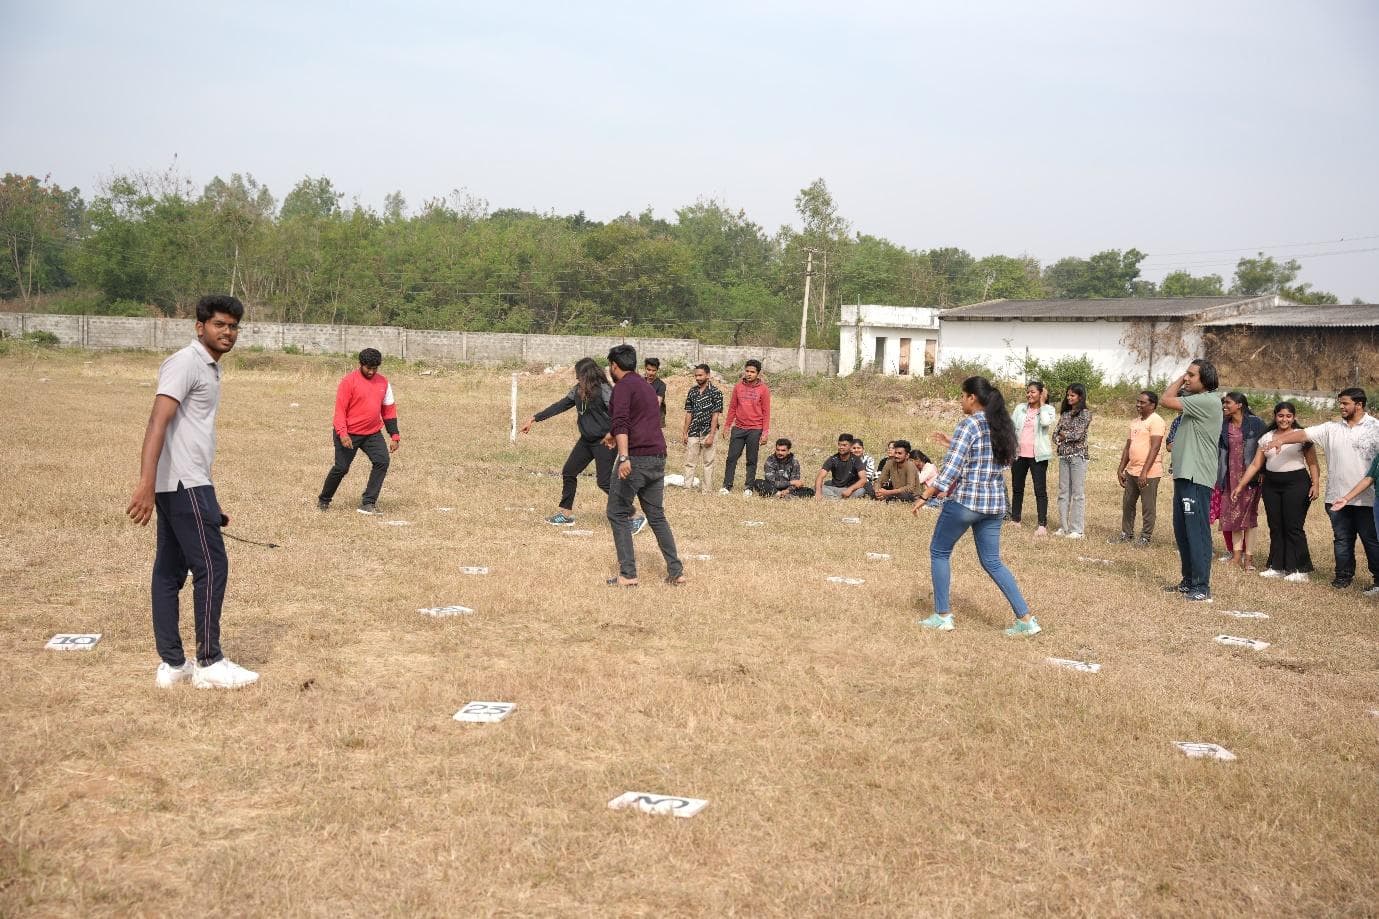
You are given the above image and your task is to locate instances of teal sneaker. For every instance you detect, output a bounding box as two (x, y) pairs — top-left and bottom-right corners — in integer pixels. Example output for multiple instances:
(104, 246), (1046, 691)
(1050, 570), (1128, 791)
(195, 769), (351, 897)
(1004, 616), (1042, 637)
(546, 512), (576, 526)
(630, 515), (647, 535)
(919, 613), (955, 631)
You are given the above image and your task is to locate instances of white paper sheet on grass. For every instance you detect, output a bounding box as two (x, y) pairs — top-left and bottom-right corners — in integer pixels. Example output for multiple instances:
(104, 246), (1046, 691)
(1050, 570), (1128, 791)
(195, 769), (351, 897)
(865, 552), (890, 561)
(459, 566), (490, 575)
(1174, 741), (1237, 761)
(1046, 657), (1101, 673)
(45, 634), (102, 651)
(418, 605), (474, 618)
(608, 792), (709, 818)
(562, 529), (594, 537)
(1214, 635), (1270, 651)
(1222, 610), (1269, 619)
(826, 576), (865, 585)
(453, 701), (515, 723)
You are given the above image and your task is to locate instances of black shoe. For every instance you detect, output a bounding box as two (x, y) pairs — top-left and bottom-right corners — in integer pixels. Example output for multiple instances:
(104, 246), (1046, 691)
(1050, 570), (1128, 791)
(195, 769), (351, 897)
(1135, 535), (1151, 547)
(357, 503), (379, 516)
(1331, 577), (1353, 589)
(1163, 582), (1190, 593)
(1108, 533), (1132, 544)
(317, 499), (330, 511)
(1185, 591), (1213, 603)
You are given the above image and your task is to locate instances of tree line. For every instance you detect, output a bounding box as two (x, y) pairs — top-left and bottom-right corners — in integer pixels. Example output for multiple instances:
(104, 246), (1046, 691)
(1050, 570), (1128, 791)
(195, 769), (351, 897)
(0, 169), (1342, 347)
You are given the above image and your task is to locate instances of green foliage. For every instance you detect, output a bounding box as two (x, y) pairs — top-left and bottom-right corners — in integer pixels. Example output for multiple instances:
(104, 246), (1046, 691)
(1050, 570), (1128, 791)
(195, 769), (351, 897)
(0, 173), (84, 302)
(1230, 253), (1298, 296)
(282, 344), (303, 355)
(104, 298), (151, 316)
(1028, 354), (1104, 399)
(1043, 249), (1146, 299)
(1159, 270), (1224, 297)
(22, 329), (60, 346)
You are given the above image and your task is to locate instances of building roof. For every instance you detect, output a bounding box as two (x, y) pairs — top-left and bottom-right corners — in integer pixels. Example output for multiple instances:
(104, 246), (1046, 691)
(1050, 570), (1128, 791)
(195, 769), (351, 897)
(940, 296), (1277, 321)
(1197, 304), (1379, 328)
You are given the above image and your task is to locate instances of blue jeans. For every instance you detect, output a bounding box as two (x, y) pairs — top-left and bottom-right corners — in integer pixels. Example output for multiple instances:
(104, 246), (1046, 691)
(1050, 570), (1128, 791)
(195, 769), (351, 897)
(1324, 503), (1379, 583)
(929, 500), (1030, 618)
(1172, 478), (1214, 594)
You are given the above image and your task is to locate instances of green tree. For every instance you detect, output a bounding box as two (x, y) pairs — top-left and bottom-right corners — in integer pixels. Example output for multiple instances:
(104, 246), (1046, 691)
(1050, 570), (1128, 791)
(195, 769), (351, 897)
(1159, 270), (1224, 297)
(280, 176), (342, 222)
(0, 173), (84, 302)
(1044, 248), (1146, 298)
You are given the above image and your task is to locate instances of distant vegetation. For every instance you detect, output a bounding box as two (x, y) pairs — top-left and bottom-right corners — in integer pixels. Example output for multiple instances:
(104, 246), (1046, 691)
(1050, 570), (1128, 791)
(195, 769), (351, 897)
(0, 169), (1340, 346)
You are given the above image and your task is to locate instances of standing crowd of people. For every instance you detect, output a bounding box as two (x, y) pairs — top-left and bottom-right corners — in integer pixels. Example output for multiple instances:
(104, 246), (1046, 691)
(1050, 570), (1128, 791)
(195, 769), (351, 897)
(125, 302), (1379, 688)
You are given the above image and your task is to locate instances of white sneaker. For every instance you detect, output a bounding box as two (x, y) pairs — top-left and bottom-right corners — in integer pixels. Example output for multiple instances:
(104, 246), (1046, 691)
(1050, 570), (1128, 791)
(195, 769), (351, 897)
(1363, 584), (1379, 597)
(742, 488), (753, 498)
(1052, 528), (1067, 537)
(1284, 571), (1310, 583)
(717, 487), (731, 496)
(155, 661), (195, 688)
(1217, 554), (1233, 563)
(1259, 568), (1284, 579)
(192, 658), (259, 689)
(1065, 532), (1085, 540)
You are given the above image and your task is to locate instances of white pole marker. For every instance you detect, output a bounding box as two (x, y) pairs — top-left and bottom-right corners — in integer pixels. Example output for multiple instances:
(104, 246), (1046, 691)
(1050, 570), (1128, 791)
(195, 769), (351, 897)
(1045, 657), (1101, 673)
(1174, 741), (1237, 761)
(45, 634), (102, 651)
(453, 701), (515, 723)
(1214, 635), (1270, 651)
(510, 372), (518, 444)
(608, 792), (709, 818)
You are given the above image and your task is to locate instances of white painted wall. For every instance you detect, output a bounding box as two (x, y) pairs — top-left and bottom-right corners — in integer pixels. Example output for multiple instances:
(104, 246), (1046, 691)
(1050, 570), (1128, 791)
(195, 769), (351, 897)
(937, 319), (1205, 384)
(838, 305), (940, 376)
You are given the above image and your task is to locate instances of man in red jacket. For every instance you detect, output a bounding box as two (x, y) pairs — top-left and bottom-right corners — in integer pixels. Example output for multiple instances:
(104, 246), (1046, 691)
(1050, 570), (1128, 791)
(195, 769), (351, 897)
(719, 359), (771, 496)
(317, 348), (401, 515)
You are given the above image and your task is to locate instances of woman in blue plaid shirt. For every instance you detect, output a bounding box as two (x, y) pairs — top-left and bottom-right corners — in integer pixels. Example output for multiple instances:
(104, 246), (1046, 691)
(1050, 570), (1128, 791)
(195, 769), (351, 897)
(915, 376), (1041, 636)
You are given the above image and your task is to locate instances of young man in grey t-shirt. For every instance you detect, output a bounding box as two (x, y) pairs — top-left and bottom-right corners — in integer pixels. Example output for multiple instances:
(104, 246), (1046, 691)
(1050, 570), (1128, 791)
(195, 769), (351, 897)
(1160, 359), (1222, 602)
(126, 295), (259, 690)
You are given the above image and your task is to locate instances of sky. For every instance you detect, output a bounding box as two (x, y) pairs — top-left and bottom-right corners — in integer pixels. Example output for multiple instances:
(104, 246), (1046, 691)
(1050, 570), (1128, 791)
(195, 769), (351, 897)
(3, 0), (1377, 300)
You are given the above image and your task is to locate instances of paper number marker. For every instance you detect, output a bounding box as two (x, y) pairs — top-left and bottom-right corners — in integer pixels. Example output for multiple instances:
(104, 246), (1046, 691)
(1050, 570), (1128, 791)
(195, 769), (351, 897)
(385, 520), (411, 526)
(744, 521), (766, 528)
(826, 576), (865, 585)
(459, 566), (490, 575)
(687, 554), (712, 561)
(453, 701), (515, 723)
(1174, 741), (1237, 761)
(865, 552), (890, 561)
(418, 605), (474, 617)
(562, 529), (594, 537)
(1046, 657), (1101, 673)
(1076, 556), (1113, 566)
(1223, 610), (1270, 619)
(1214, 635), (1270, 651)
(608, 792), (709, 818)
(45, 634), (102, 651)
(841, 517), (861, 524)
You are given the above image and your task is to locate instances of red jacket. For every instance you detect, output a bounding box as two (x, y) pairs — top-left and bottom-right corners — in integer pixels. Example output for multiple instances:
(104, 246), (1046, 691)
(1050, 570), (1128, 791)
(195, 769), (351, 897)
(334, 369), (399, 440)
(725, 379), (770, 433)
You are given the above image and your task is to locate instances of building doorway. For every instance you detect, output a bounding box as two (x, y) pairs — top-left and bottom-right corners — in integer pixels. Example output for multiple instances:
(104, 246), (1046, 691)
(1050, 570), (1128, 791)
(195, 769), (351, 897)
(873, 336), (886, 372)
(899, 338), (912, 375)
(924, 339), (937, 376)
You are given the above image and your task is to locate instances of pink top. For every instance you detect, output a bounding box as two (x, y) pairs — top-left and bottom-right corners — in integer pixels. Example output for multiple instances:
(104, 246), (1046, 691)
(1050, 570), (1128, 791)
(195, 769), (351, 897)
(1019, 408), (1037, 459)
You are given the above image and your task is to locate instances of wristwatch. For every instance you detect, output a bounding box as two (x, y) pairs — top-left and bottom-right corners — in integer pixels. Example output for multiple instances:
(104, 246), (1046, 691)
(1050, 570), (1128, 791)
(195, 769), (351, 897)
(617, 455), (629, 463)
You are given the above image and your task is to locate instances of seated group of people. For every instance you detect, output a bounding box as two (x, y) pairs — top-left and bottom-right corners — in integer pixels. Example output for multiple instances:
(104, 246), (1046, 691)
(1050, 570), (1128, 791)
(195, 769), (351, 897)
(747, 433), (940, 502)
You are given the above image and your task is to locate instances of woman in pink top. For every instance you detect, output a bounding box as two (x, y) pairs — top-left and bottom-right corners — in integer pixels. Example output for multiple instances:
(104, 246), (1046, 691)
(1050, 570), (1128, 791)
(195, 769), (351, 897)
(1008, 381), (1056, 535)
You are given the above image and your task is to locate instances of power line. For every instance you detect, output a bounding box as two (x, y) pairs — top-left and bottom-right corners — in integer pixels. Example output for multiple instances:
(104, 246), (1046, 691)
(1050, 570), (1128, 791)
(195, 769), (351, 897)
(1141, 234), (1379, 260)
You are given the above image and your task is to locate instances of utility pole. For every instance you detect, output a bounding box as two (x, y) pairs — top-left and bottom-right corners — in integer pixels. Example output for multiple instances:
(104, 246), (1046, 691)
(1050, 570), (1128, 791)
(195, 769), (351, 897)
(798, 249), (816, 374)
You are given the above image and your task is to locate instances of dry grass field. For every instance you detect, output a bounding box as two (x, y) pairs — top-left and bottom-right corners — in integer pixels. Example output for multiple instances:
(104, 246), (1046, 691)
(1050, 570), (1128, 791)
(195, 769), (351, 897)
(1, 344), (1377, 917)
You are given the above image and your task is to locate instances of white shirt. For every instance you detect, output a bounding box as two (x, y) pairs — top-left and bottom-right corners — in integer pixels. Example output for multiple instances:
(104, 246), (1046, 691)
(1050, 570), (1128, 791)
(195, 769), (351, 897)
(1303, 415), (1379, 506)
(1259, 430), (1309, 474)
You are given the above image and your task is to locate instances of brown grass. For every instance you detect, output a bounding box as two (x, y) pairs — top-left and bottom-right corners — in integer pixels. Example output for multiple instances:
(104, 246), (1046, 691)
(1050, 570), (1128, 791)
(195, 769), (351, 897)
(1, 348), (1377, 917)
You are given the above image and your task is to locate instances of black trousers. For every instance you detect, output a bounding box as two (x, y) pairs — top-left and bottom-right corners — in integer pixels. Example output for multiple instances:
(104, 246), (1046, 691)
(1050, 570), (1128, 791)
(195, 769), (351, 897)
(1261, 469), (1313, 573)
(722, 427), (762, 490)
(560, 437), (615, 510)
(1326, 503), (1379, 583)
(153, 484), (228, 667)
(1010, 457), (1048, 526)
(319, 430), (390, 506)
(748, 480), (814, 498)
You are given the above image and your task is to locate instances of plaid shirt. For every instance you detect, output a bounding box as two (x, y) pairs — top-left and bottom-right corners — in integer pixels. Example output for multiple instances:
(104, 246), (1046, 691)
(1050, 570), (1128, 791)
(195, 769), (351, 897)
(933, 411), (1007, 516)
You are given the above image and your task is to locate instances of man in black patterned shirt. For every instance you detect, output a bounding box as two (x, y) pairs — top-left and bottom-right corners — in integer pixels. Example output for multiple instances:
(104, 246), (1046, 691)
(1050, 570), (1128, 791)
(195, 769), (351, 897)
(680, 363), (723, 494)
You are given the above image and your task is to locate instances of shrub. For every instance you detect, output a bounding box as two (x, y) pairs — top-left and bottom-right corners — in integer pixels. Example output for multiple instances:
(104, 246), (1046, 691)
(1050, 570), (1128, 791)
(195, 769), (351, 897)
(21, 330), (60, 347)
(1030, 354), (1104, 401)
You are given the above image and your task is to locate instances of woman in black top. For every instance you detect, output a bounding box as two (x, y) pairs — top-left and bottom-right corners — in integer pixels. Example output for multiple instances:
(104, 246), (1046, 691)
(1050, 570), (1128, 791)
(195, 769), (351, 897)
(520, 358), (620, 526)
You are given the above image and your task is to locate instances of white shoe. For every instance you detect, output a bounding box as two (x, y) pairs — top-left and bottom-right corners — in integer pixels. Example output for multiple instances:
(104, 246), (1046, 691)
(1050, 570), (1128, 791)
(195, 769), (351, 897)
(1363, 584), (1379, 597)
(717, 487), (731, 496)
(1065, 532), (1084, 540)
(742, 488), (753, 498)
(1283, 571), (1310, 583)
(1259, 568), (1284, 579)
(155, 661), (195, 688)
(1052, 528), (1067, 537)
(1217, 554), (1233, 563)
(192, 658), (259, 689)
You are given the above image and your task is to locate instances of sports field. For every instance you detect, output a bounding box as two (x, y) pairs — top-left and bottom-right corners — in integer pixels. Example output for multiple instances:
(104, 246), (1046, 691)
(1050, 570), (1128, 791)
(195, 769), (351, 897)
(1, 346), (1376, 917)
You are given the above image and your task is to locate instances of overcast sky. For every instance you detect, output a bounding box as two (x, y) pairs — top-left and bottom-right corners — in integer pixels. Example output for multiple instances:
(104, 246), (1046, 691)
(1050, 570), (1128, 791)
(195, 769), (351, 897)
(4, 0), (1377, 300)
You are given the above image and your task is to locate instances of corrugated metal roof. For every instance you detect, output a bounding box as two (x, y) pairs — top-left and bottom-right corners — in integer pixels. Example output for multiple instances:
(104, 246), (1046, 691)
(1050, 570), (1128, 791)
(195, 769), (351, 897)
(940, 296), (1272, 320)
(1198, 304), (1379, 328)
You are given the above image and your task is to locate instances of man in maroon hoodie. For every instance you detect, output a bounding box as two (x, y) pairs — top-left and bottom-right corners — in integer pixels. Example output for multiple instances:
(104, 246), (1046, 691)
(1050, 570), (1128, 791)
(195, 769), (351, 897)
(720, 359), (771, 496)
(606, 344), (685, 587)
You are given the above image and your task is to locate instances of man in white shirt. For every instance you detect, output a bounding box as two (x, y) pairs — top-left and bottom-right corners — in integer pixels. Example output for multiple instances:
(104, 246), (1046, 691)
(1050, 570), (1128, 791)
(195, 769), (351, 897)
(1267, 387), (1379, 593)
(126, 295), (260, 689)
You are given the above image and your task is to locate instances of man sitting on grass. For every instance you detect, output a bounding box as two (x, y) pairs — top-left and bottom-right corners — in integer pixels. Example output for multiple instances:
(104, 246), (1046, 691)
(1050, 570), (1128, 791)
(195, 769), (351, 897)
(751, 438), (813, 498)
(873, 440), (920, 503)
(814, 433), (868, 500)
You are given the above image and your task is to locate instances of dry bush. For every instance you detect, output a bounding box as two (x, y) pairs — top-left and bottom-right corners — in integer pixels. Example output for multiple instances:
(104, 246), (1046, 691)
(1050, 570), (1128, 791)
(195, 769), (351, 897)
(1, 353), (1376, 917)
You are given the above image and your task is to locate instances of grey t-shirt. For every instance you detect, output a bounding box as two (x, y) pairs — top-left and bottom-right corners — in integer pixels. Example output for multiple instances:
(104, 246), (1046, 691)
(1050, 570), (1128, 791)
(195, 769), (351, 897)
(155, 340), (222, 492)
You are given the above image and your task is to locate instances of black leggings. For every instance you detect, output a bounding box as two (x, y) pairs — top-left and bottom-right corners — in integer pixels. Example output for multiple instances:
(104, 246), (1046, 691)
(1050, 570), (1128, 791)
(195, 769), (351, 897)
(1010, 457), (1048, 525)
(1261, 468), (1313, 573)
(560, 438), (615, 511)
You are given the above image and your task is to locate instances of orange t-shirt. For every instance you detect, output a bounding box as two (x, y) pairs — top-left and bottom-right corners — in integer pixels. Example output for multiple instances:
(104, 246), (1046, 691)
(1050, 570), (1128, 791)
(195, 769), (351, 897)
(1126, 413), (1166, 477)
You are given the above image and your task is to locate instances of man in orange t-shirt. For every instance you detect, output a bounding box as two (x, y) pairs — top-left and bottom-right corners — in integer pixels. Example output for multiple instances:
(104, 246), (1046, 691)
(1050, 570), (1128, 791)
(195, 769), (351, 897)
(1114, 390), (1166, 545)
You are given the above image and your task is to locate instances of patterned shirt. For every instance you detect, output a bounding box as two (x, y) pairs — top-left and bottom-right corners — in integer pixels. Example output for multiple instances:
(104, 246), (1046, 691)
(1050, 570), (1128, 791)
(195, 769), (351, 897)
(933, 411), (1007, 516)
(762, 453), (801, 491)
(1055, 408), (1092, 459)
(683, 383), (724, 437)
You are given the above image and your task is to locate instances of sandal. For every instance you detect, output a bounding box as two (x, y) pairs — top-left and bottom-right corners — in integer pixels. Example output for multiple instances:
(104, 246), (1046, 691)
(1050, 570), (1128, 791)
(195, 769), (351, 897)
(605, 577), (639, 588)
(664, 575), (688, 586)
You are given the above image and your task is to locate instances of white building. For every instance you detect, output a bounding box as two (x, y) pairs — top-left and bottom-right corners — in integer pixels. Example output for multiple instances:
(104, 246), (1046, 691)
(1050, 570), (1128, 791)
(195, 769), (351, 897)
(837, 304), (941, 376)
(937, 295), (1287, 384)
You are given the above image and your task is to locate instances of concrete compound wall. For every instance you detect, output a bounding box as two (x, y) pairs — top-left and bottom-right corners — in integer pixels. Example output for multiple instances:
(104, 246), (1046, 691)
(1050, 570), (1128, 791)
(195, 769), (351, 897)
(0, 313), (839, 375)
